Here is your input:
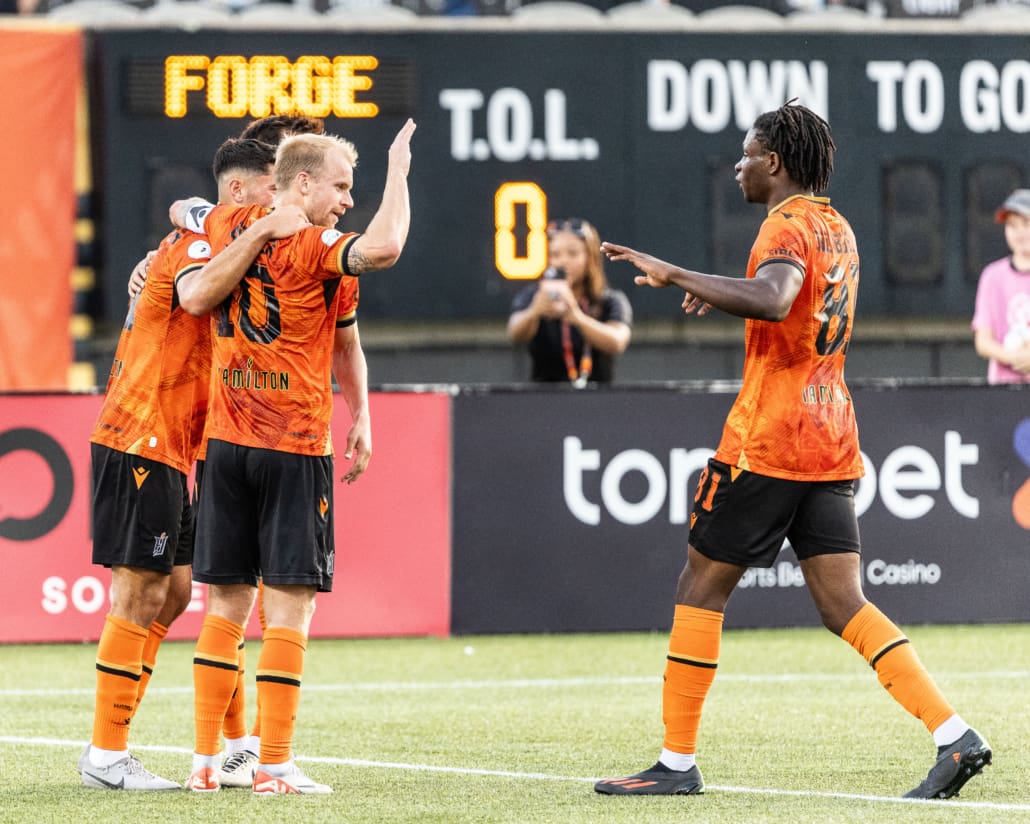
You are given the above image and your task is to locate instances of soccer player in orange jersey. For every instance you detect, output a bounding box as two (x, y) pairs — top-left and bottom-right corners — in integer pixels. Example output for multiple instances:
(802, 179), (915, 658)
(122, 117), (329, 790)
(593, 102), (990, 800)
(172, 119), (416, 795)
(82, 138), (307, 792)
(199, 116), (327, 790)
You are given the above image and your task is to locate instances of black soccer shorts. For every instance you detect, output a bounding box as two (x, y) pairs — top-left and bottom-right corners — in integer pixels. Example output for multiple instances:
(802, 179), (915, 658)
(90, 443), (194, 573)
(688, 458), (861, 568)
(193, 439), (335, 593)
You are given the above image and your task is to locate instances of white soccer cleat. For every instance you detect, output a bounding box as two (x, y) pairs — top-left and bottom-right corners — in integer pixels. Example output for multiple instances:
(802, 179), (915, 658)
(186, 765), (220, 792)
(252, 761), (332, 795)
(76, 743), (90, 775)
(219, 749), (259, 788)
(81, 755), (181, 790)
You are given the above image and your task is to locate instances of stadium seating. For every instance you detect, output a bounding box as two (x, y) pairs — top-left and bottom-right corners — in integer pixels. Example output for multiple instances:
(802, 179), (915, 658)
(787, 3), (875, 24)
(140, 0), (234, 23)
(693, 3), (787, 24)
(960, 1), (1030, 26)
(606, 0), (696, 25)
(233, 1), (324, 23)
(51, 0), (1030, 21)
(510, 0), (607, 23)
(47, 0), (141, 20)
(321, 0), (419, 19)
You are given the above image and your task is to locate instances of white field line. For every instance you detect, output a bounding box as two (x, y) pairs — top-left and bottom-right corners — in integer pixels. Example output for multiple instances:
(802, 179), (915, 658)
(0, 735), (1026, 814)
(1, 670), (1028, 698)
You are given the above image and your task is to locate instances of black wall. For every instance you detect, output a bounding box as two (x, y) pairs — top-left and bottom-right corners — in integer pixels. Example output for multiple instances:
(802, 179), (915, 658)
(451, 384), (1030, 632)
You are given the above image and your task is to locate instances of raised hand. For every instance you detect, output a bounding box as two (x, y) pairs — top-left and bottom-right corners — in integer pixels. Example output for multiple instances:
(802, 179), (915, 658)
(388, 118), (417, 178)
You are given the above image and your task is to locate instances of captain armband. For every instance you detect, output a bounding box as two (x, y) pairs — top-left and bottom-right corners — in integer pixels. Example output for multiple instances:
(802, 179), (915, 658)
(183, 201), (216, 234)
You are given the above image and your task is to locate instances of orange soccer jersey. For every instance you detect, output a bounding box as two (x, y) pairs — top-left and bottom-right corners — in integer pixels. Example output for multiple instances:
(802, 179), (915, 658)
(197, 203), (359, 456)
(713, 195), (864, 481)
(90, 229), (213, 475)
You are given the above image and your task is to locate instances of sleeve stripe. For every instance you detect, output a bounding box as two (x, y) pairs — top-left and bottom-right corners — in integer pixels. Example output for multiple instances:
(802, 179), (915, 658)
(756, 256), (805, 276)
(173, 263), (205, 287)
(338, 234), (361, 278)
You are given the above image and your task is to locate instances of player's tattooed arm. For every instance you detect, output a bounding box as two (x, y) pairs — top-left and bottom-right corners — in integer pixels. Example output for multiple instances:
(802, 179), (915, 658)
(346, 119), (416, 273)
(346, 245), (375, 275)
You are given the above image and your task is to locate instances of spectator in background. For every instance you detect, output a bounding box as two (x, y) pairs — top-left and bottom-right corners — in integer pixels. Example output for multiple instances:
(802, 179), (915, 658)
(507, 218), (632, 386)
(972, 188), (1030, 384)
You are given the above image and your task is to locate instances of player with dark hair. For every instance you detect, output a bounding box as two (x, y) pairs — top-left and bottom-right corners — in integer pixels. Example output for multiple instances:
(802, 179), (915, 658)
(125, 116), (327, 299)
(238, 114), (325, 145)
(593, 102), (991, 800)
(82, 138), (307, 791)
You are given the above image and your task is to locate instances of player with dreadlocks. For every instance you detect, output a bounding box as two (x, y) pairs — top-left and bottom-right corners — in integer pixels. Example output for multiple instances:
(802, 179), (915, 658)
(593, 101), (992, 800)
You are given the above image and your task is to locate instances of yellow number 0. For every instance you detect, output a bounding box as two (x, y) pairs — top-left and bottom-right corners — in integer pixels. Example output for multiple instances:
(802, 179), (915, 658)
(494, 182), (548, 280)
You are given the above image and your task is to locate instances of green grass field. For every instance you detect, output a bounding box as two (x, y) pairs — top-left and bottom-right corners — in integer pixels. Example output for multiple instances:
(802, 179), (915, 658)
(1, 624), (1027, 824)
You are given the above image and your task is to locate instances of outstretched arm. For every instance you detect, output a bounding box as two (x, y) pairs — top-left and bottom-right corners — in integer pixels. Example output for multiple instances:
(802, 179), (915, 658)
(346, 119), (416, 274)
(601, 242), (802, 322)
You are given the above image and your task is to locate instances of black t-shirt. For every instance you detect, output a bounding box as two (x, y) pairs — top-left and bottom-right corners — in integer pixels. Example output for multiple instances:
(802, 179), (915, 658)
(511, 284), (633, 383)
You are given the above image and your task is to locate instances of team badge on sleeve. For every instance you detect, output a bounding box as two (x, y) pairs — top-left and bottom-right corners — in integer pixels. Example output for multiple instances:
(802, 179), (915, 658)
(187, 240), (211, 260)
(321, 229), (343, 247)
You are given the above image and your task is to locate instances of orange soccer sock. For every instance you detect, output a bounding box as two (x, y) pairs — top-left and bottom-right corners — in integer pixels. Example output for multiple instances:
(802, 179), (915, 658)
(249, 582), (267, 741)
(662, 604), (724, 755)
(221, 640), (247, 742)
(842, 603), (955, 734)
(92, 614), (149, 751)
(250, 693), (262, 741)
(256, 626), (307, 765)
(193, 614), (245, 756)
(132, 620), (169, 718)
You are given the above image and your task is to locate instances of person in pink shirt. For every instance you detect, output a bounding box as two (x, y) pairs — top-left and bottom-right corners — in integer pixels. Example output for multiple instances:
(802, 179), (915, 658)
(972, 188), (1030, 384)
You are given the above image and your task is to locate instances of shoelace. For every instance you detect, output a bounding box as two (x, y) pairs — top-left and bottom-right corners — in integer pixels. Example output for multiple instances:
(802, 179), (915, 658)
(122, 756), (157, 778)
(223, 751), (255, 771)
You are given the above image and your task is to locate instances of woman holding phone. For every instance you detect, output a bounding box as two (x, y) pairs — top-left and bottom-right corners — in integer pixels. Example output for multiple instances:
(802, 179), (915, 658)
(507, 217), (633, 386)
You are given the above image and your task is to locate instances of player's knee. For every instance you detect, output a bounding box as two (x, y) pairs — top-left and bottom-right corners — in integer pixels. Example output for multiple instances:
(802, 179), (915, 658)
(157, 577), (193, 625)
(815, 602), (859, 637)
(110, 568), (171, 626)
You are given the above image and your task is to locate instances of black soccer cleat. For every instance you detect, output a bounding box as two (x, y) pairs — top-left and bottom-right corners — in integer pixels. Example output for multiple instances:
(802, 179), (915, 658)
(904, 728), (992, 800)
(594, 762), (704, 796)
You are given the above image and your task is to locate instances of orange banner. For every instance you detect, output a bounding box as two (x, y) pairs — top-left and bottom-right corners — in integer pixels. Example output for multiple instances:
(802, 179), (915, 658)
(0, 27), (81, 390)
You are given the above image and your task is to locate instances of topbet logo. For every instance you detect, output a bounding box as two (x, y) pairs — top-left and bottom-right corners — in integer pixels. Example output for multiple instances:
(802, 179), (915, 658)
(563, 431), (980, 526)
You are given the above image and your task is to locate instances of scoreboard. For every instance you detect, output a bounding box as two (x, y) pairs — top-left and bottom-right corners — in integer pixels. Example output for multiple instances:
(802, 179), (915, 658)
(89, 28), (1030, 325)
